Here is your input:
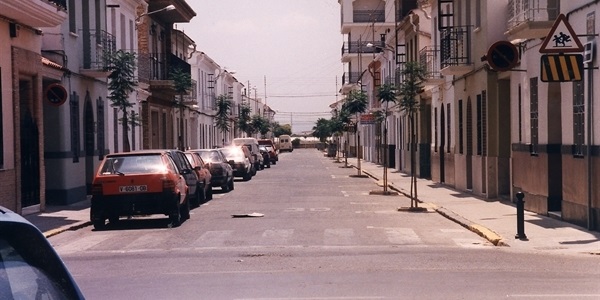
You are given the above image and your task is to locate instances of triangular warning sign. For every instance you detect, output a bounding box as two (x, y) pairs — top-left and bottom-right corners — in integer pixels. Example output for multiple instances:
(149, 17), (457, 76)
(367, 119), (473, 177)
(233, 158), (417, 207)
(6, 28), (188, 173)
(540, 14), (584, 53)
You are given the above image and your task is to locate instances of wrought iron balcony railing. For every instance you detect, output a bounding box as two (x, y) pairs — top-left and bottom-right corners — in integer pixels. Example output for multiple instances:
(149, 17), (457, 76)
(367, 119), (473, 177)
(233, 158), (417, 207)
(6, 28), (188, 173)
(137, 52), (191, 82)
(507, 0), (560, 29)
(353, 9), (385, 23)
(342, 72), (362, 85)
(48, 0), (67, 10)
(182, 79), (198, 104)
(419, 46), (442, 79)
(440, 26), (472, 69)
(341, 41), (383, 55)
(81, 29), (116, 72)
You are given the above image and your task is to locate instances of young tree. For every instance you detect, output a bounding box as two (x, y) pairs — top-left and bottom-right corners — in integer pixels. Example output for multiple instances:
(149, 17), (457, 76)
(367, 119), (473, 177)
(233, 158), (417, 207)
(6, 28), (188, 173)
(237, 103), (252, 136)
(376, 82), (398, 194)
(214, 94), (233, 145)
(107, 50), (137, 152)
(398, 61), (426, 208)
(343, 89), (368, 176)
(170, 67), (192, 150)
(251, 114), (270, 137)
(312, 118), (332, 142)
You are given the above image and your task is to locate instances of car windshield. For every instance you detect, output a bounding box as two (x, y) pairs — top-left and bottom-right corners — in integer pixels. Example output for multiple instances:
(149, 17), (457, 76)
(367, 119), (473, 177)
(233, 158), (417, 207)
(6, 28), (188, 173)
(198, 151), (220, 163)
(100, 154), (165, 175)
(220, 148), (244, 159)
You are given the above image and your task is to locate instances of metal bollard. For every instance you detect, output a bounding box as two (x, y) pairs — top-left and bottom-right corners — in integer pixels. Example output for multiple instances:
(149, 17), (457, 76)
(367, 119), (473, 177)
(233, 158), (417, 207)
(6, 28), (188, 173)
(515, 192), (527, 240)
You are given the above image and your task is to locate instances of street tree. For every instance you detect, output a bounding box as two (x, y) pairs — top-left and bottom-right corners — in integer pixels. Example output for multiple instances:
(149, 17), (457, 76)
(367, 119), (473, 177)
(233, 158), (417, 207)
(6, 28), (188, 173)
(272, 122), (292, 137)
(376, 82), (398, 194)
(398, 61), (426, 208)
(237, 103), (252, 136)
(214, 94), (232, 145)
(312, 118), (331, 142)
(170, 67), (193, 150)
(251, 114), (270, 138)
(343, 89), (368, 176)
(107, 50), (137, 152)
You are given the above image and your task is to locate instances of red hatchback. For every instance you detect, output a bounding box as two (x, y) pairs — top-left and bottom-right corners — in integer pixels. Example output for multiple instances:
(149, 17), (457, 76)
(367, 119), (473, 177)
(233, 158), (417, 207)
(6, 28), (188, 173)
(90, 150), (192, 229)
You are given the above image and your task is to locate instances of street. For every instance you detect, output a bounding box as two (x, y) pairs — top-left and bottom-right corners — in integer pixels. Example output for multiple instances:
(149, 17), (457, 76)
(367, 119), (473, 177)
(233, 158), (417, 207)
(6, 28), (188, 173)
(49, 149), (600, 299)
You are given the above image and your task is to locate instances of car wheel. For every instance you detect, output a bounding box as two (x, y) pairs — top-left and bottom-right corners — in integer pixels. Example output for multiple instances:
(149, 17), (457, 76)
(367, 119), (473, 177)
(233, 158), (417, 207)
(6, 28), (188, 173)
(273, 160), (276, 165)
(243, 172), (251, 181)
(92, 219), (105, 230)
(228, 178), (234, 191)
(194, 184), (204, 207)
(170, 197), (182, 227)
(222, 181), (230, 192)
(181, 197), (190, 220)
(207, 185), (213, 200)
(109, 215), (119, 224)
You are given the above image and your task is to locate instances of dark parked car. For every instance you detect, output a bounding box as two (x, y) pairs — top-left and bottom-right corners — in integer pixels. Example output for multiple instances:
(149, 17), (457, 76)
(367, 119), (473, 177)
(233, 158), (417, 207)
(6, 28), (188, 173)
(259, 145), (271, 168)
(185, 151), (213, 203)
(260, 144), (278, 165)
(220, 146), (253, 181)
(91, 149), (195, 228)
(191, 149), (235, 192)
(0, 206), (85, 299)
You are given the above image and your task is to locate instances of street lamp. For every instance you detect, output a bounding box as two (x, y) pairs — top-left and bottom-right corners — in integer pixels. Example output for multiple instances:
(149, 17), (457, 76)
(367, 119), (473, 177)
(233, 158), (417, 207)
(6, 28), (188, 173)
(135, 4), (175, 24)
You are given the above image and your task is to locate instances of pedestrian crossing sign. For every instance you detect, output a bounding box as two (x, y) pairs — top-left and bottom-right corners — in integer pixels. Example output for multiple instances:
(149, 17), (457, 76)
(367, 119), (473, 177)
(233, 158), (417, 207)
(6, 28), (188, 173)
(540, 14), (584, 53)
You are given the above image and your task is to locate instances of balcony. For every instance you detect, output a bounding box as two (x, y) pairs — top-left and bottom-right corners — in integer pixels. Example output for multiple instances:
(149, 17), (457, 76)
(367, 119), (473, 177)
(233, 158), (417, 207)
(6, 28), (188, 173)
(341, 40), (382, 62)
(505, 0), (559, 42)
(419, 46), (444, 87)
(440, 26), (473, 76)
(341, 9), (388, 34)
(341, 72), (362, 94)
(138, 52), (191, 93)
(80, 30), (116, 78)
(0, 0), (67, 28)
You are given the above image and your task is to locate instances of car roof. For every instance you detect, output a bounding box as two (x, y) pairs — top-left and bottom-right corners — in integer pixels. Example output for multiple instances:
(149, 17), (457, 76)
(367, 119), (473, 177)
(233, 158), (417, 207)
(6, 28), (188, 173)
(0, 205), (31, 225)
(105, 149), (181, 157)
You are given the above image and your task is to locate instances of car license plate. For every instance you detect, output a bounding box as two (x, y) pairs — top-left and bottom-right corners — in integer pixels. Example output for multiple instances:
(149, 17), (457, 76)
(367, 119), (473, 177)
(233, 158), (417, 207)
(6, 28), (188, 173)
(119, 185), (148, 193)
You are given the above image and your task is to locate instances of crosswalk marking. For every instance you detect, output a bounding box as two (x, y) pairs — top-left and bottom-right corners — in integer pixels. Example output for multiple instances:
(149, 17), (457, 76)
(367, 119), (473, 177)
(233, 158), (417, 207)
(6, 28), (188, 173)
(57, 233), (113, 253)
(262, 229), (294, 245)
(193, 230), (233, 247)
(384, 228), (421, 245)
(324, 228), (354, 245)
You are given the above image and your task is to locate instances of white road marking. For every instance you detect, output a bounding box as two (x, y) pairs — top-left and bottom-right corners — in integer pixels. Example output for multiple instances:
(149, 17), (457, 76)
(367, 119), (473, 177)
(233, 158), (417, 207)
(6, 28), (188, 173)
(262, 229), (294, 245)
(384, 227), (421, 245)
(193, 230), (233, 247)
(324, 228), (354, 245)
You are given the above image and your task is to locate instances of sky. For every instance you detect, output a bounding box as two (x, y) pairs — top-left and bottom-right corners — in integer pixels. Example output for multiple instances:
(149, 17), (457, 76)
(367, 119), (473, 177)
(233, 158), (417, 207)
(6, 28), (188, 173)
(178, 0), (343, 134)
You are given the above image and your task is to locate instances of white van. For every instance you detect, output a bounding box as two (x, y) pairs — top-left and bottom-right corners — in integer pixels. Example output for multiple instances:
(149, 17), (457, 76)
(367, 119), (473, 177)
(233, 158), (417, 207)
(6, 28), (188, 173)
(232, 138), (263, 170)
(278, 135), (293, 152)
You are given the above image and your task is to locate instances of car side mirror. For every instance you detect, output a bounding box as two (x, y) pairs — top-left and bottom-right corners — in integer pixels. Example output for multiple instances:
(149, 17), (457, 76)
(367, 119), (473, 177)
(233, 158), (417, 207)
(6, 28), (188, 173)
(228, 160), (235, 164)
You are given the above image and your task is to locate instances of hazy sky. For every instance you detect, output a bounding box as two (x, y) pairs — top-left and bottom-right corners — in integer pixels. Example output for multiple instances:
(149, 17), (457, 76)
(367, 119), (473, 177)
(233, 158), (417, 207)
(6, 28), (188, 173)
(178, 0), (343, 133)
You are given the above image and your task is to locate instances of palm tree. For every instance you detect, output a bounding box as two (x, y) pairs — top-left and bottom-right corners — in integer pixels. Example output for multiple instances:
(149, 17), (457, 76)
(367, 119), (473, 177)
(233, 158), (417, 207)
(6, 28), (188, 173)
(170, 67), (192, 150)
(398, 61), (426, 208)
(214, 94), (232, 146)
(107, 50), (137, 152)
(237, 103), (252, 136)
(343, 89), (368, 177)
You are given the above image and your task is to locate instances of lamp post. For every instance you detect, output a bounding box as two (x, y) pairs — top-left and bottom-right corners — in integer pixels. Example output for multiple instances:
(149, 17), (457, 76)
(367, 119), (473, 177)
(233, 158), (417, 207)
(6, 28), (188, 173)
(135, 4), (175, 24)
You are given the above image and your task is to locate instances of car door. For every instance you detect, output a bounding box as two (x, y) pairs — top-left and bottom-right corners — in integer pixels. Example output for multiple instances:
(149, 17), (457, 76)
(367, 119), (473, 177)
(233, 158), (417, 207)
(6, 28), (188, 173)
(171, 151), (198, 197)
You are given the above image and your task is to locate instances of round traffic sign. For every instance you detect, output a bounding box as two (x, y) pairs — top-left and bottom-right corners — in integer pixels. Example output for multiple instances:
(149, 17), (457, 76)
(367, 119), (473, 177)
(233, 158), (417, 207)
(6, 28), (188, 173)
(486, 41), (519, 72)
(44, 83), (67, 106)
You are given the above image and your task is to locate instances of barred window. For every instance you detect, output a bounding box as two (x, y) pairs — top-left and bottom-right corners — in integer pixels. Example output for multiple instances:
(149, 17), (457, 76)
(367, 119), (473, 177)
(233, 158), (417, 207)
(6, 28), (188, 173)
(458, 99), (463, 154)
(434, 107), (438, 152)
(70, 92), (80, 162)
(530, 78), (539, 155)
(96, 98), (104, 160)
(0, 68), (3, 168)
(573, 80), (585, 157)
(447, 103), (451, 153)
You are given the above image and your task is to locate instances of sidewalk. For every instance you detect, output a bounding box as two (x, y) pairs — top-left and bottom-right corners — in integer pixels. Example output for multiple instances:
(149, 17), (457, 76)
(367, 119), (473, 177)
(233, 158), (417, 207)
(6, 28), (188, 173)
(339, 156), (600, 256)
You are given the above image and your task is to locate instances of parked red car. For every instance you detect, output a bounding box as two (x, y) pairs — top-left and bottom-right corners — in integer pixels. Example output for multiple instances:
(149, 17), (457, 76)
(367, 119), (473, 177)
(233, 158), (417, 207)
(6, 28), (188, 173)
(185, 151), (213, 203)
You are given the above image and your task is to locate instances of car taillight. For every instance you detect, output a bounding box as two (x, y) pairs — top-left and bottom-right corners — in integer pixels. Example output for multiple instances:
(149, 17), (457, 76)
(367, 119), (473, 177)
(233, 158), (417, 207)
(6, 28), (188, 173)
(163, 179), (176, 191)
(91, 183), (103, 195)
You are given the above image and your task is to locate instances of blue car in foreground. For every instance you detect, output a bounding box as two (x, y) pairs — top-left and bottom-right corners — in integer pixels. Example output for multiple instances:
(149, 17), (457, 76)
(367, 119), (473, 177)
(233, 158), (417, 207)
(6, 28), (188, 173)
(0, 206), (85, 299)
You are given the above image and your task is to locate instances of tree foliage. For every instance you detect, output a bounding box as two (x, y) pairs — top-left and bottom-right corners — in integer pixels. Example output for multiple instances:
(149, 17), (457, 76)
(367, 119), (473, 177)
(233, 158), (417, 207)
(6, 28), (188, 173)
(214, 94), (232, 134)
(251, 114), (271, 137)
(237, 103), (252, 135)
(107, 50), (138, 152)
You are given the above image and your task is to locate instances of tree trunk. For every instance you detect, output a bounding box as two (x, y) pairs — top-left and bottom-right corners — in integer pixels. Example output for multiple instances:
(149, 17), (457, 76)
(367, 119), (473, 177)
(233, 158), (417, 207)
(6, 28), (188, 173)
(122, 110), (130, 152)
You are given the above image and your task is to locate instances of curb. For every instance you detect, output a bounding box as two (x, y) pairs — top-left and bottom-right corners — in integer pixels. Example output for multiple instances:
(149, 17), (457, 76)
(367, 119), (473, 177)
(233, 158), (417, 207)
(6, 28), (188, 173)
(44, 221), (92, 239)
(349, 163), (509, 247)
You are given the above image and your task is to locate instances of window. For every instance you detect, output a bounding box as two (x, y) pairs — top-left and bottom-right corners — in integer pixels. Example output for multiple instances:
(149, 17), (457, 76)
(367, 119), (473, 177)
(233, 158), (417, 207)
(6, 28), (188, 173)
(447, 103), (451, 153)
(458, 100), (463, 154)
(113, 107), (118, 152)
(70, 92), (80, 162)
(475, 0), (481, 28)
(530, 78), (539, 155)
(68, 0), (76, 33)
(476, 94), (482, 155)
(476, 91), (487, 156)
(434, 107), (438, 152)
(96, 98), (104, 160)
(467, 98), (473, 156)
(573, 80), (585, 156)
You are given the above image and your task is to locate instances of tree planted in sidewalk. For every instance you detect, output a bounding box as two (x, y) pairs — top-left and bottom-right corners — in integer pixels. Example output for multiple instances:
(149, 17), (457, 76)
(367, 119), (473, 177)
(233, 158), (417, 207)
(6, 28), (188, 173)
(170, 67), (193, 150)
(107, 50), (138, 152)
(376, 82), (398, 194)
(398, 61), (426, 208)
(237, 103), (252, 136)
(214, 94), (233, 145)
(343, 89), (368, 176)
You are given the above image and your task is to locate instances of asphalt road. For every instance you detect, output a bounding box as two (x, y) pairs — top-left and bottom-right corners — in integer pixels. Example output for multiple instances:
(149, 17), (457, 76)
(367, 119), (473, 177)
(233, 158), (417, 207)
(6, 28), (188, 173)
(50, 149), (600, 299)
